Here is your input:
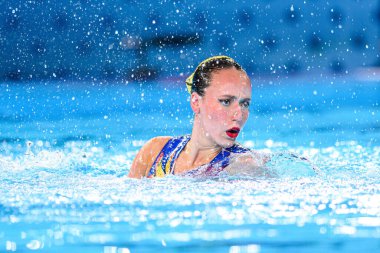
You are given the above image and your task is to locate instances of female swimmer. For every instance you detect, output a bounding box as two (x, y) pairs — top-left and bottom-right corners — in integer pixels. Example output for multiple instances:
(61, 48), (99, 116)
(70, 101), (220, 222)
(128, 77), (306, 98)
(128, 56), (261, 178)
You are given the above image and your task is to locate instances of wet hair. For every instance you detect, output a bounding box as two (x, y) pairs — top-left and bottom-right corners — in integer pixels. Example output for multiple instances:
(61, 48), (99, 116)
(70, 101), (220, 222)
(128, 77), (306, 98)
(186, 56), (245, 96)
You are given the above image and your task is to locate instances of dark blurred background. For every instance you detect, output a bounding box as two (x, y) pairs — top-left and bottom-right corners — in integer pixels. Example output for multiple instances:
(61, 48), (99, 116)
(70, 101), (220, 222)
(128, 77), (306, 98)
(1, 0), (379, 82)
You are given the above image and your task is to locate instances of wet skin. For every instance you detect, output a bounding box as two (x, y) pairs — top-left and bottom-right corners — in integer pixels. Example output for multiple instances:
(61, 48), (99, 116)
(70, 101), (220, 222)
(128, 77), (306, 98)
(191, 67), (252, 149)
(128, 67), (252, 178)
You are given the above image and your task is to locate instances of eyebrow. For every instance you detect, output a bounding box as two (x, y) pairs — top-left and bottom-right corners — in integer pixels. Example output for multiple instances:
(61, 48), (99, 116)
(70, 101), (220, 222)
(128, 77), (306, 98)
(219, 95), (251, 101)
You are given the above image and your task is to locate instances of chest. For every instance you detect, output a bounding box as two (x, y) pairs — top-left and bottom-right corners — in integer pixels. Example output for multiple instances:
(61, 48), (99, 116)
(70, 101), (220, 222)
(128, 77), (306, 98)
(171, 154), (187, 174)
(172, 151), (216, 175)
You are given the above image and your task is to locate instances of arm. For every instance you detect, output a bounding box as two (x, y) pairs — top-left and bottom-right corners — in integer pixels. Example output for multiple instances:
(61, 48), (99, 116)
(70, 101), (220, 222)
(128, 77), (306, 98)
(128, 136), (171, 179)
(224, 151), (270, 177)
(225, 151), (317, 177)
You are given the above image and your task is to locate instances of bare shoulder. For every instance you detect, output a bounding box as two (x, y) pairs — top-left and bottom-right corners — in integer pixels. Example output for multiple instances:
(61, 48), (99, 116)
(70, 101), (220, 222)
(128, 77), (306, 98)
(128, 136), (171, 178)
(148, 136), (172, 147)
(143, 136), (172, 157)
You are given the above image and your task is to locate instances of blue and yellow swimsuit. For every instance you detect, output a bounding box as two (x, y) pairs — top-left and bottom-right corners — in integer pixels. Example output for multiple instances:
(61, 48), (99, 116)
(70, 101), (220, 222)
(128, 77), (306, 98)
(147, 135), (249, 178)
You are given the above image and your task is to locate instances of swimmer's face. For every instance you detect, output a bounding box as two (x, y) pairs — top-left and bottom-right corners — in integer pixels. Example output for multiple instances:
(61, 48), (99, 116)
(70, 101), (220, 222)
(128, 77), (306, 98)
(196, 67), (251, 148)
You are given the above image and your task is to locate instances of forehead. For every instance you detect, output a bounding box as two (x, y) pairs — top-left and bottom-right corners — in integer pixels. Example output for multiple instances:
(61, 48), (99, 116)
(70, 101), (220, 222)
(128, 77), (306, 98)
(206, 68), (251, 95)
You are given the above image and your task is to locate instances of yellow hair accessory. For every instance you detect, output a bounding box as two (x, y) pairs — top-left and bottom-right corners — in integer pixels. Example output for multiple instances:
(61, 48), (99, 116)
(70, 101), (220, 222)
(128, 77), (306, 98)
(185, 55), (235, 94)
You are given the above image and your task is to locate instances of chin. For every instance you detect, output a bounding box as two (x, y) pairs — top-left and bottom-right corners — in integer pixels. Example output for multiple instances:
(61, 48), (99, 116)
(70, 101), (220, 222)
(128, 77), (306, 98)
(219, 138), (235, 148)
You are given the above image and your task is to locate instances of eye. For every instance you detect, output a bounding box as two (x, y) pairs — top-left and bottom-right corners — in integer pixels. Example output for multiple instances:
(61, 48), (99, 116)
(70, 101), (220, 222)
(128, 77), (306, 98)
(219, 99), (231, 106)
(241, 101), (250, 108)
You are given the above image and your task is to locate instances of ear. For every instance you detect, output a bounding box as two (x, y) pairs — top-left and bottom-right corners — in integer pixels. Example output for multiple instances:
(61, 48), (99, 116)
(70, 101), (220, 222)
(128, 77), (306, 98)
(190, 92), (201, 114)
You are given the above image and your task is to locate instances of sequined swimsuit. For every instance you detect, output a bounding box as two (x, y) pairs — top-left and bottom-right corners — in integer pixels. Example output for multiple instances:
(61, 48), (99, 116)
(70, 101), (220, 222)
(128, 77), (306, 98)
(147, 135), (249, 177)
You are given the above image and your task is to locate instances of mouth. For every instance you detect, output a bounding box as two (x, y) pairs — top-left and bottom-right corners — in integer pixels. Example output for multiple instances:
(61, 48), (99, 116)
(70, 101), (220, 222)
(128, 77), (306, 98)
(226, 127), (240, 138)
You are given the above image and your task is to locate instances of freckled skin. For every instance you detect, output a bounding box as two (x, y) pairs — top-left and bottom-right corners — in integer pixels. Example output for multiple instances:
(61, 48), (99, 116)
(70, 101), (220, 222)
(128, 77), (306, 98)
(128, 67), (252, 178)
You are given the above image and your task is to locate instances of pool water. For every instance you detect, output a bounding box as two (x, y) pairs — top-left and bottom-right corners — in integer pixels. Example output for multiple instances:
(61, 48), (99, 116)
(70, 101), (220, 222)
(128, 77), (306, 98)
(0, 78), (379, 252)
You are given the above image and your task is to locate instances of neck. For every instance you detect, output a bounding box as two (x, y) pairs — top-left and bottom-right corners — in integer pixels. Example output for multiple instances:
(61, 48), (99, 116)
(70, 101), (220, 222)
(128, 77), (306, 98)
(183, 117), (222, 167)
(183, 139), (221, 168)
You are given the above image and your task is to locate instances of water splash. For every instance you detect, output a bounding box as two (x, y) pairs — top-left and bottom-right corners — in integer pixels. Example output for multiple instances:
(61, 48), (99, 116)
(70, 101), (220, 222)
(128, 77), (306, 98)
(0, 140), (379, 252)
(221, 150), (317, 178)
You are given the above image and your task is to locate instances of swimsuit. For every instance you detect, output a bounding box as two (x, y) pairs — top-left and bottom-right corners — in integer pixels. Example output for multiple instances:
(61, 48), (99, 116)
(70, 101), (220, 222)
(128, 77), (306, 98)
(147, 135), (249, 178)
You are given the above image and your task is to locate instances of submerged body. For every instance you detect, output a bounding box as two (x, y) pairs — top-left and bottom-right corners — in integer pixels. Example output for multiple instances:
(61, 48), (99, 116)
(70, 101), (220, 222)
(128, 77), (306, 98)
(128, 56), (262, 178)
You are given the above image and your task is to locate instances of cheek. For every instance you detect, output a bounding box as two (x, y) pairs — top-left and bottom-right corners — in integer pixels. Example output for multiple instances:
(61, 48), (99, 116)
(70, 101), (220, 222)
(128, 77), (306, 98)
(206, 107), (228, 121)
(242, 110), (249, 121)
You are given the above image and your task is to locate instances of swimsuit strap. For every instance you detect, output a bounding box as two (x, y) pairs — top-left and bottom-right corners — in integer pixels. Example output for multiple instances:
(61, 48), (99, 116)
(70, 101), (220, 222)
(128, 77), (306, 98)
(147, 135), (191, 177)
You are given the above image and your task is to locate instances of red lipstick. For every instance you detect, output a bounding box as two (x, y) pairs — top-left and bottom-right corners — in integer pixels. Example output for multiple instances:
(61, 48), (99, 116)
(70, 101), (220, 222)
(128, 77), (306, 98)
(226, 127), (240, 138)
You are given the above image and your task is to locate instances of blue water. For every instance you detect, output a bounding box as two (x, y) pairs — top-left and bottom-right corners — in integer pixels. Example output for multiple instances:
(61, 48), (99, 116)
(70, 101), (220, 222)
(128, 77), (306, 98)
(0, 78), (379, 252)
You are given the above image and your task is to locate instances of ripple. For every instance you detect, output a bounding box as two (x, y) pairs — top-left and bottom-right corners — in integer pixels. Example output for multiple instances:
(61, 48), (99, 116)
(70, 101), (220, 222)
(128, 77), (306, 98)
(0, 141), (379, 251)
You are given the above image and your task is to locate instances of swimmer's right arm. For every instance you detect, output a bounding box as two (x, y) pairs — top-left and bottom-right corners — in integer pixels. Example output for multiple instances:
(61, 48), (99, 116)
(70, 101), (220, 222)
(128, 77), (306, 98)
(128, 136), (171, 179)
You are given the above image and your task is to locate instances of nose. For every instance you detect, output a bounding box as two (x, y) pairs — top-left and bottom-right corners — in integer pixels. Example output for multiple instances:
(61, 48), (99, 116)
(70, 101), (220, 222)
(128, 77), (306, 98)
(232, 104), (243, 121)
